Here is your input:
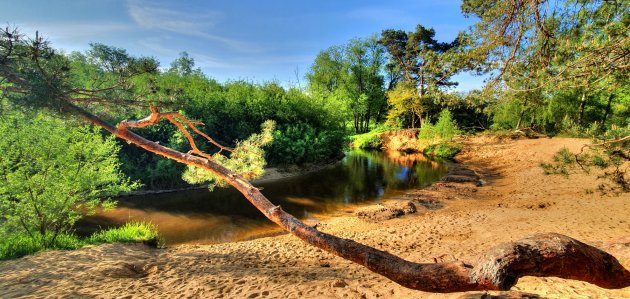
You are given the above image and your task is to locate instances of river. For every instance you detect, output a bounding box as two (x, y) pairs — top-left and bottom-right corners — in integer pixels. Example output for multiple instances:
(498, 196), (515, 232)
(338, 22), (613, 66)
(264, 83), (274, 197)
(78, 150), (447, 245)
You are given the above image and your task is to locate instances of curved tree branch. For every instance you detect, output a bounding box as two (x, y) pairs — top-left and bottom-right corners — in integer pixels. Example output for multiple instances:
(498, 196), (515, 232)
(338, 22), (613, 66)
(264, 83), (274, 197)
(59, 101), (630, 293)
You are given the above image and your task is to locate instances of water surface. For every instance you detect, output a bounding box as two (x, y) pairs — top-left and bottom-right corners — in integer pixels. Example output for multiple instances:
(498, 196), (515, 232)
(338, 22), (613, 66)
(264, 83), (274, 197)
(79, 150), (447, 245)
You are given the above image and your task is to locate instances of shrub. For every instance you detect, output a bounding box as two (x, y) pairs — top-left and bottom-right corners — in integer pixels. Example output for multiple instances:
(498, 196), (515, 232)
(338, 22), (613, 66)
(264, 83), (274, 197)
(423, 143), (462, 159)
(0, 112), (137, 248)
(433, 110), (460, 141)
(350, 132), (383, 149)
(419, 110), (460, 141)
(540, 147), (575, 176)
(266, 122), (346, 165)
(418, 109), (462, 157)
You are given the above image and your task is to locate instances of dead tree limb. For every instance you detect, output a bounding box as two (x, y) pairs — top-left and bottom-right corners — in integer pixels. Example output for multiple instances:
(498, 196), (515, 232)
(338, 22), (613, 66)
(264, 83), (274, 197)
(59, 102), (630, 293)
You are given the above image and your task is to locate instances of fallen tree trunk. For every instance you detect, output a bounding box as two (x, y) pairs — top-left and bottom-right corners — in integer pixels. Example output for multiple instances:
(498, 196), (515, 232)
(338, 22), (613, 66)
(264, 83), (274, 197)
(62, 102), (630, 293)
(3, 27), (627, 294)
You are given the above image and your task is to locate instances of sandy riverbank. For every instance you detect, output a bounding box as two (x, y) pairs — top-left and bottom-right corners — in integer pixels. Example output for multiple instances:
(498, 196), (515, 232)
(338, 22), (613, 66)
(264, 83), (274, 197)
(1, 136), (629, 298)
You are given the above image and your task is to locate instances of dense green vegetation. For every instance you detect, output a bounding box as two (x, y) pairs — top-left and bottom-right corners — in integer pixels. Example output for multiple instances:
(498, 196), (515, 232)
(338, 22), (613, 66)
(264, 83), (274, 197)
(0, 111), (136, 248)
(0, 0), (628, 259)
(0, 222), (160, 260)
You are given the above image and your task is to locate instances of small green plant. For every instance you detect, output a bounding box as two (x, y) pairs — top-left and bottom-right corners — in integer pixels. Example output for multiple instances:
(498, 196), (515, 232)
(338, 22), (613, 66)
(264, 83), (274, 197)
(0, 232), (83, 260)
(433, 110), (460, 141)
(87, 222), (162, 247)
(0, 222), (161, 260)
(418, 109), (462, 158)
(591, 155), (609, 168)
(423, 143), (462, 159)
(351, 132), (384, 149)
(540, 147), (575, 176)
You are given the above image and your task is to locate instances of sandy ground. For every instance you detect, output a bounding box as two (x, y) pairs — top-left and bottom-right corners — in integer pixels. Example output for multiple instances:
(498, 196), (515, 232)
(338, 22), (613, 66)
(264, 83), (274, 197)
(1, 136), (629, 299)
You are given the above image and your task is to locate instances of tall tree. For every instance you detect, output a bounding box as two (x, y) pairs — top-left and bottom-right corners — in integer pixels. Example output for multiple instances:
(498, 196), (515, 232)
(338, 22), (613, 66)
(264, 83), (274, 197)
(1, 29), (629, 293)
(306, 36), (386, 133)
(169, 51), (200, 76)
(380, 25), (468, 127)
(462, 0), (629, 129)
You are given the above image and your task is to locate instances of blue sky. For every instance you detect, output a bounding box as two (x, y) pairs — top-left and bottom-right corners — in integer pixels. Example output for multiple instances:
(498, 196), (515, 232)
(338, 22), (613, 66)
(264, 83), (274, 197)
(2, 0), (484, 90)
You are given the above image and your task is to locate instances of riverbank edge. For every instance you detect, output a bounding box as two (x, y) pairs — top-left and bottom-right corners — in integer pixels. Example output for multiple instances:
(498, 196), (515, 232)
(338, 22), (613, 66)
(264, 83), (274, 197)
(117, 160), (343, 197)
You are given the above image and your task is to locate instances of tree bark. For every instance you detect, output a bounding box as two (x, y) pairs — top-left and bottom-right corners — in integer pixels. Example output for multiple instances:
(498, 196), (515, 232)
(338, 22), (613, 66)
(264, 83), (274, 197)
(601, 93), (614, 129)
(59, 102), (630, 293)
(578, 91), (587, 126)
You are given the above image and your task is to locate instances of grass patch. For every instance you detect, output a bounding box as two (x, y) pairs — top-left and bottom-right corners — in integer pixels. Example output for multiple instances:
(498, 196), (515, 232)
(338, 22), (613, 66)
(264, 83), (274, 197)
(0, 222), (161, 260)
(0, 232), (83, 261)
(423, 142), (462, 159)
(540, 147), (575, 176)
(86, 222), (161, 247)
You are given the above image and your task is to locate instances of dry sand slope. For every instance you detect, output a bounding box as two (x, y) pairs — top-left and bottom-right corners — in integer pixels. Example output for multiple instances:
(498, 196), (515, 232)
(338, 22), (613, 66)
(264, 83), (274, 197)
(1, 136), (629, 299)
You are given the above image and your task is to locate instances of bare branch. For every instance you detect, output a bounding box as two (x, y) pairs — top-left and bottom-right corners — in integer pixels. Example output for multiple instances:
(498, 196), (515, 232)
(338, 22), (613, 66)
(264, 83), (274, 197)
(117, 105), (233, 160)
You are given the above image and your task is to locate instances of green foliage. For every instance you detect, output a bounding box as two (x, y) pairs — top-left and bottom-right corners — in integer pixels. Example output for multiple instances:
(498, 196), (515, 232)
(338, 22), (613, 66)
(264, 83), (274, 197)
(380, 24), (472, 129)
(463, 0), (629, 135)
(489, 99), (523, 130)
(386, 81), (424, 128)
(540, 147), (575, 176)
(0, 222), (161, 260)
(267, 123), (346, 165)
(417, 109), (462, 159)
(351, 132), (384, 150)
(182, 120), (275, 187)
(419, 109), (460, 142)
(0, 111), (137, 247)
(86, 222), (161, 246)
(433, 110), (460, 141)
(0, 232), (83, 260)
(306, 35), (387, 133)
(423, 143), (462, 159)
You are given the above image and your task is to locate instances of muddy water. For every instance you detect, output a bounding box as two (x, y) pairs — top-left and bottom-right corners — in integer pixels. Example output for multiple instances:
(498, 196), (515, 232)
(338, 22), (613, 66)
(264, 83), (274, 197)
(78, 150), (447, 245)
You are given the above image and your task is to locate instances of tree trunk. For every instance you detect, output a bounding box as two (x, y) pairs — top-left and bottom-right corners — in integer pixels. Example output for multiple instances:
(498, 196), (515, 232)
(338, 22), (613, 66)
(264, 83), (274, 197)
(60, 102), (630, 293)
(601, 94), (614, 129)
(516, 97), (529, 129)
(578, 91), (587, 126)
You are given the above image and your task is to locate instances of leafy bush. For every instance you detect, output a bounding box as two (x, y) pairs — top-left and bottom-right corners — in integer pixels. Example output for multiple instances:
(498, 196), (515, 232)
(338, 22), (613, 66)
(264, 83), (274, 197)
(419, 109), (460, 142)
(418, 109), (462, 158)
(0, 111), (137, 248)
(350, 132), (384, 150)
(423, 143), (462, 159)
(266, 122), (346, 165)
(433, 110), (460, 141)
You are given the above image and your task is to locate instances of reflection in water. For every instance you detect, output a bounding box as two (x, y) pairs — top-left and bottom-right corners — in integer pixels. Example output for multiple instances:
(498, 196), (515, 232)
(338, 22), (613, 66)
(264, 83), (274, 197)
(78, 150), (447, 245)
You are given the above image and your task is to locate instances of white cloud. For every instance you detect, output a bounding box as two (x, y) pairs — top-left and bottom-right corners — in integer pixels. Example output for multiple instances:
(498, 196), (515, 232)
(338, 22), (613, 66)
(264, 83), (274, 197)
(138, 37), (243, 69)
(128, 2), (222, 31)
(127, 0), (257, 52)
